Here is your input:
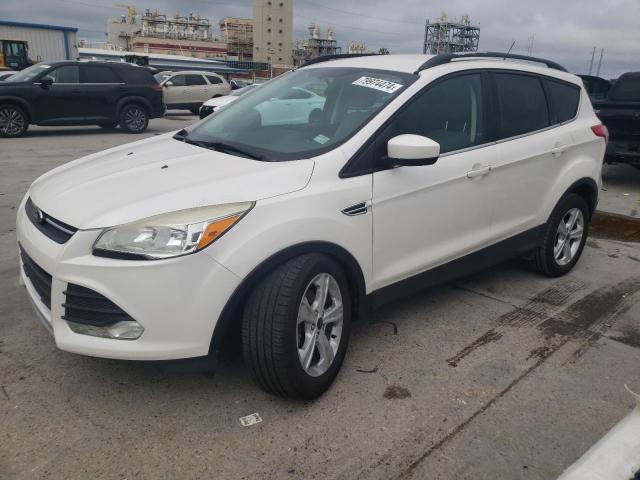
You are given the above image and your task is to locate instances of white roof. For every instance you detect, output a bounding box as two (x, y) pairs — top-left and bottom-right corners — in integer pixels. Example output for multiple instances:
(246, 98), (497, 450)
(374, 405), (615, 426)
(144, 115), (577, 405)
(304, 53), (579, 84)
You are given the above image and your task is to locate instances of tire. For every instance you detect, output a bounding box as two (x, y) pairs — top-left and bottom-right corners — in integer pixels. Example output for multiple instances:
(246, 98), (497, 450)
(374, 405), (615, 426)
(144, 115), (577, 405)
(528, 193), (589, 277)
(98, 121), (118, 129)
(0, 104), (29, 138)
(241, 254), (351, 400)
(119, 104), (149, 134)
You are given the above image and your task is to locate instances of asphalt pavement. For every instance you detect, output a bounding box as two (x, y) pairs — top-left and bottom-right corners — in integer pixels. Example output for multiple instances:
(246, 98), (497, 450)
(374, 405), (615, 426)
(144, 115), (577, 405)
(1, 114), (639, 479)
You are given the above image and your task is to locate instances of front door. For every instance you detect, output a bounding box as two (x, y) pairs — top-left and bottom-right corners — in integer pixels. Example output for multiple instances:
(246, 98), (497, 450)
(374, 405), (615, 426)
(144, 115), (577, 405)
(163, 74), (189, 106)
(32, 65), (82, 123)
(371, 72), (497, 291)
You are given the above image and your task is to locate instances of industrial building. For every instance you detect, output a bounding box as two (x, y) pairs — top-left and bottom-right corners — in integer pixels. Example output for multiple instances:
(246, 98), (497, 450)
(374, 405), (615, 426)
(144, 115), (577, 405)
(105, 8), (227, 60)
(423, 13), (480, 55)
(220, 18), (253, 61)
(252, 0), (294, 67)
(292, 25), (341, 66)
(0, 20), (78, 63)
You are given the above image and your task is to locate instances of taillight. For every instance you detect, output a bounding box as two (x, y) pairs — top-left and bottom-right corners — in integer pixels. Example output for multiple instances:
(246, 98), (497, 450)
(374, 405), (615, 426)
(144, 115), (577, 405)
(151, 84), (163, 92)
(591, 124), (609, 144)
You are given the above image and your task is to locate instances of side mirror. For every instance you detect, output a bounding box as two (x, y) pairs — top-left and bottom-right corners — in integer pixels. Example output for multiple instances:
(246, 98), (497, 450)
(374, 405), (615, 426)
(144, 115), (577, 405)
(39, 77), (53, 87)
(164, 81), (174, 87)
(387, 134), (440, 166)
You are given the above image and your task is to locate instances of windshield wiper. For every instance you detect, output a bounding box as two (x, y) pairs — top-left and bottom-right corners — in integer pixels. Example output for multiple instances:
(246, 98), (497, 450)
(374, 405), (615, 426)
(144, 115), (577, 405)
(173, 129), (264, 160)
(184, 138), (264, 161)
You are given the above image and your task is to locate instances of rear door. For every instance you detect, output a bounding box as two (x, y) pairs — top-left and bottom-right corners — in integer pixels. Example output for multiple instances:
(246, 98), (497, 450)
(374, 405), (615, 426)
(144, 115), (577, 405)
(185, 74), (209, 103)
(205, 74), (228, 98)
(32, 65), (82, 122)
(78, 65), (123, 120)
(490, 72), (579, 240)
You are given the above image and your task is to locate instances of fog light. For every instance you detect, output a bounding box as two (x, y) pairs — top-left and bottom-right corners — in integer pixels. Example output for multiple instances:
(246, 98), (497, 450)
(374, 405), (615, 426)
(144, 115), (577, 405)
(68, 320), (144, 340)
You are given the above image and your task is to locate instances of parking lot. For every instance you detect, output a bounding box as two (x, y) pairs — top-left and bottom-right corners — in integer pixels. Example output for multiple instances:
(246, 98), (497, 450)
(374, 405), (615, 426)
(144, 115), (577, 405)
(1, 115), (640, 479)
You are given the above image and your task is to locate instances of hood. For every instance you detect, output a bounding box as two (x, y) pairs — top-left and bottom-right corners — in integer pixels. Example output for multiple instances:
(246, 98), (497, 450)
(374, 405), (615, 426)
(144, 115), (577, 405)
(203, 96), (236, 108)
(29, 133), (314, 229)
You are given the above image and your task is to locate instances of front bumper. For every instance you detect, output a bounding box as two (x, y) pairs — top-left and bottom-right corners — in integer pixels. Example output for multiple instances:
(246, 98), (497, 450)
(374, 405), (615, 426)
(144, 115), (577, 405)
(16, 198), (242, 361)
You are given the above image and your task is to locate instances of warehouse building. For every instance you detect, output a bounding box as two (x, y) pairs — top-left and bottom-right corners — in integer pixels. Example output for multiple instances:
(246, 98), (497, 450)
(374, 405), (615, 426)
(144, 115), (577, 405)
(0, 20), (78, 63)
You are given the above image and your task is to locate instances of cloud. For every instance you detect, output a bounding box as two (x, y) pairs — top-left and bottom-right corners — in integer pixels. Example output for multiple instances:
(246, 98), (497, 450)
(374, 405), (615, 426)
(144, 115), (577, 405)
(1, 0), (638, 77)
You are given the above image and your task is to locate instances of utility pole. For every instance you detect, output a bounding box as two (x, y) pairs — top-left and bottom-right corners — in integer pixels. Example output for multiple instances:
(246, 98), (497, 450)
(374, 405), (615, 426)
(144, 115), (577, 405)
(588, 46), (596, 75)
(596, 48), (604, 77)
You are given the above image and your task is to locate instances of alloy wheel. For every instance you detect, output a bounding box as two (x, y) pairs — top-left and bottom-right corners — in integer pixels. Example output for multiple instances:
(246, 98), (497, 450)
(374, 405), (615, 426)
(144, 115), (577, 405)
(0, 106), (25, 136)
(124, 107), (146, 132)
(297, 273), (344, 377)
(554, 207), (584, 266)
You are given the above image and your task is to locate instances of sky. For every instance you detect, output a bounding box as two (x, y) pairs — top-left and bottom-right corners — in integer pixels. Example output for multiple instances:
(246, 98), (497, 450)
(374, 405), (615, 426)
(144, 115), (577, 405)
(1, 0), (639, 78)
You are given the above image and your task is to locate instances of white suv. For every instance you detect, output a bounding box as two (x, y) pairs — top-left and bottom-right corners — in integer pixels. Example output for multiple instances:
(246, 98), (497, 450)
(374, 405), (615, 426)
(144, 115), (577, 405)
(17, 53), (607, 399)
(156, 71), (231, 113)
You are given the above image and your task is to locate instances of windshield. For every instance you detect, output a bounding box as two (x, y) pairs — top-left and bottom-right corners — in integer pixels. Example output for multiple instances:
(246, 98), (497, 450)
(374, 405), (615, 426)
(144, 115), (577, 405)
(6, 63), (51, 82)
(186, 67), (416, 161)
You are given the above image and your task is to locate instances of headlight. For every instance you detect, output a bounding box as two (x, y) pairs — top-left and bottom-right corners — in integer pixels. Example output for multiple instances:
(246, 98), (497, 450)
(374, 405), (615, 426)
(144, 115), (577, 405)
(93, 202), (253, 260)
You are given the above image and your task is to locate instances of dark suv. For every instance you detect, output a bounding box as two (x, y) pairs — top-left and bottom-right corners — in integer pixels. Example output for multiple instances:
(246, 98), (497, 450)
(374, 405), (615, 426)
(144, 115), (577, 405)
(0, 61), (165, 137)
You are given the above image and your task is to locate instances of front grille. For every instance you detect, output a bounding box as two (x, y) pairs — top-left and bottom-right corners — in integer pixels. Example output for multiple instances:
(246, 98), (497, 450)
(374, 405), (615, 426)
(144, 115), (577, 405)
(19, 245), (52, 309)
(62, 284), (134, 327)
(25, 197), (77, 244)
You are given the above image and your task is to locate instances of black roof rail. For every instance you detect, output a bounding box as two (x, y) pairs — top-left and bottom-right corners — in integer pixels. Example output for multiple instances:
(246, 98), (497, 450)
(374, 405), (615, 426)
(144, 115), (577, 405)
(300, 53), (379, 68)
(415, 52), (568, 74)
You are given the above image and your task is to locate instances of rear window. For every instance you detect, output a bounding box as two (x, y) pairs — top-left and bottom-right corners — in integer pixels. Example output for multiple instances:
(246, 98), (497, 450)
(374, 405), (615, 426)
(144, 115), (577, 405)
(81, 66), (120, 84)
(118, 67), (156, 84)
(545, 79), (580, 124)
(495, 73), (550, 139)
(609, 76), (640, 101)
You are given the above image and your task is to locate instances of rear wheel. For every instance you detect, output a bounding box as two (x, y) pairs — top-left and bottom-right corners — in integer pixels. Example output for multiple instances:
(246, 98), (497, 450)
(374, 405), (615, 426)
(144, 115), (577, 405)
(241, 254), (351, 399)
(528, 193), (589, 277)
(0, 104), (28, 138)
(119, 104), (149, 133)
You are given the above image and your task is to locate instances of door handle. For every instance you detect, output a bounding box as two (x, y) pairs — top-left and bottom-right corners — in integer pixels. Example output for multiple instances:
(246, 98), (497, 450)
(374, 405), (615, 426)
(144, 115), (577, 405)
(466, 165), (492, 178)
(550, 144), (569, 157)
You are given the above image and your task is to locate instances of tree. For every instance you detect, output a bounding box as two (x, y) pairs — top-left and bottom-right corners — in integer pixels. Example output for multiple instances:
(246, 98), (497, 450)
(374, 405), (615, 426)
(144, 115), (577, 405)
(378, 47), (390, 55)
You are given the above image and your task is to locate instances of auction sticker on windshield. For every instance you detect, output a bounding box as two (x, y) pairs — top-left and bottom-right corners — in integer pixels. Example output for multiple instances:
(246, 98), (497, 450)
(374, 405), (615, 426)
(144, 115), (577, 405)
(352, 76), (403, 93)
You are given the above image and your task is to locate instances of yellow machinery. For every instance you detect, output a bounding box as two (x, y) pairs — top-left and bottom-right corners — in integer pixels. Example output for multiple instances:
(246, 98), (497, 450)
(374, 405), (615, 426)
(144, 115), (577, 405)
(0, 39), (31, 70)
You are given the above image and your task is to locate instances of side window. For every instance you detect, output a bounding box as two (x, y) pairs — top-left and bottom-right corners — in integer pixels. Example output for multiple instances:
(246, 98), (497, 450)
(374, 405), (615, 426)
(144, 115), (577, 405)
(381, 73), (485, 154)
(46, 65), (79, 84)
(186, 75), (207, 86)
(119, 67), (155, 84)
(206, 75), (222, 85)
(81, 66), (120, 84)
(495, 73), (549, 139)
(169, 75), (187, 86)
(545, 79), (580, 124)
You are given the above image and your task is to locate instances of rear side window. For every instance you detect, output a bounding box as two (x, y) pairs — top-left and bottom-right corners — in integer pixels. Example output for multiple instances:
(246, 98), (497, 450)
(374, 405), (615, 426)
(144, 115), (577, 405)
(81, 66), (120, 84)
(495, 73), (549, 139)
(206, 75), (222, 84)
(118, 67), (156, 84)
(186, 75), (207, 86)
(545, 79), (580, 124)
(609, 77), (640, 101)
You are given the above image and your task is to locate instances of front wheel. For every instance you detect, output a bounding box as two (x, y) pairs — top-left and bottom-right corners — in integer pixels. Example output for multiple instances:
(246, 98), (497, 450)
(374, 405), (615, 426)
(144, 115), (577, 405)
(528, 193), (589, 277)
(119, 104), (149, 133)
(0, 104), (29, 138)
(241, 254), (351, 399)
